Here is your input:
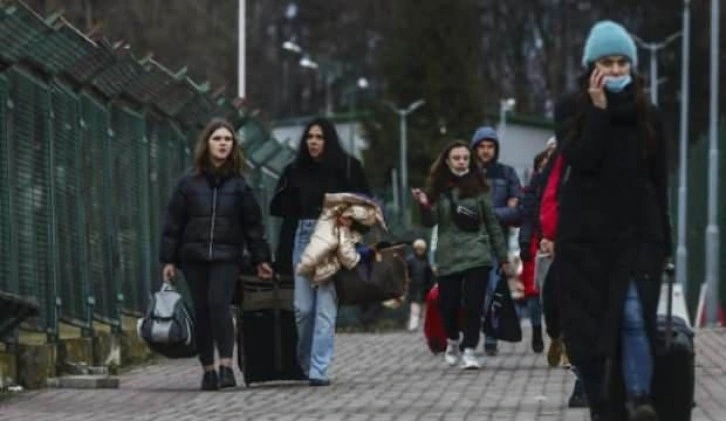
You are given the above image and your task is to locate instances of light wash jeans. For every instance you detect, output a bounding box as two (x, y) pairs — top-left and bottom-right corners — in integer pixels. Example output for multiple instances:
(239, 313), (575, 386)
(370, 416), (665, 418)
(292, 219), (338, 381)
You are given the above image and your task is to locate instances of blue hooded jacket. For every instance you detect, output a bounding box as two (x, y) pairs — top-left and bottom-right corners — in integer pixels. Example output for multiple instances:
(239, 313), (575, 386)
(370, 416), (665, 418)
(470, 126), (522, 228)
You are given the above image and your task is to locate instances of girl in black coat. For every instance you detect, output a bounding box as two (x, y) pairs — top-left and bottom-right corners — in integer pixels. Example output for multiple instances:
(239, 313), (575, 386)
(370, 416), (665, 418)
(160, 118), (273, 391)
(554, 21), (671, 421)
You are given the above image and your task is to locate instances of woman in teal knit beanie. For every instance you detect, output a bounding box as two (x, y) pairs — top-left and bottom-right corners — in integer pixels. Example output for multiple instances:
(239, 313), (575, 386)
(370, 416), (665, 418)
(552, 20), (672, 421)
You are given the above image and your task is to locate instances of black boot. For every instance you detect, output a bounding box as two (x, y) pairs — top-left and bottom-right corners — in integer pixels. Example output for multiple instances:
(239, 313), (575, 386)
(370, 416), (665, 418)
(531, 325), (544, 354)
(590, 401), (613, 421)
(219, 365), (237, 389)
(568, 379), (588, 408)
(201, 370), (219, 391)
(627, 395), (658, 421)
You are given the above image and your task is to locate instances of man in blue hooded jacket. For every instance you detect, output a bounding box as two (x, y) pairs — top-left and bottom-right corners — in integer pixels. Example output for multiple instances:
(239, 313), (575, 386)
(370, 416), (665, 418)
(471, 126), (522, 355)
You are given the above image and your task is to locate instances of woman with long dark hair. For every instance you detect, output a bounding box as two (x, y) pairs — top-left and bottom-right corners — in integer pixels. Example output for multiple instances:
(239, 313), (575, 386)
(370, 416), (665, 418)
(160, 118), (273, 391)
(270, 117), (369, 386)
(412, 140), (509, 370)
(554, 21), (671, 420)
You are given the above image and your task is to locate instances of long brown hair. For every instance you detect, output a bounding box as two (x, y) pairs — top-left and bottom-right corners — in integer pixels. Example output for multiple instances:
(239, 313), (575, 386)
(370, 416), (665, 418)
(567, 68), (657, 155)
(193, 118), (246, 175)
(424, 140), (489, 203)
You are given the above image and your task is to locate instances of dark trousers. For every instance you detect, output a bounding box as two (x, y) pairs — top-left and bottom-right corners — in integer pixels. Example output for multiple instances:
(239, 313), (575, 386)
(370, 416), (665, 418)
(182, 262), (240, 366)
(437, 266), (490, 349)
(541, 258), (561, 340)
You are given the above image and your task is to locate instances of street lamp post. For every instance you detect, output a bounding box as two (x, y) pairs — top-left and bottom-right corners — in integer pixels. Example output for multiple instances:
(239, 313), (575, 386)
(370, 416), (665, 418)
(238, 0), (246, 98)
(296, 55), (343, 117)
(631, 31), (682, 105)
(347, 78), (369, 158)
(499, 98), (516, 141)
(676, 0), (691, 290)
(385, 99), (426, 227)
(705, 0), (721, 326)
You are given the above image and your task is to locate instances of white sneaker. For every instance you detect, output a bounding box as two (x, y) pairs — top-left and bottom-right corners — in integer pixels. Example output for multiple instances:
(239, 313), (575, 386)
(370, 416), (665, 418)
(407, 315), (420, 332)
(461, 348), (481, 370)
(444, 339), (461, 366)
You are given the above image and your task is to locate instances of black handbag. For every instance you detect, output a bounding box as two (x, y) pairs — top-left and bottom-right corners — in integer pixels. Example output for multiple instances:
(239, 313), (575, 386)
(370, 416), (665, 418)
(334, 243), (408, 306)
(443, 190), (481, 232)
(483, 271), (522, 342)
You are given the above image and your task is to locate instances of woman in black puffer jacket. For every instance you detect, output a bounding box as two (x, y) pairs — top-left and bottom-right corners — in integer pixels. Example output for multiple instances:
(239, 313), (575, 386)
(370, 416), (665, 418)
(160, 118), (273, 391)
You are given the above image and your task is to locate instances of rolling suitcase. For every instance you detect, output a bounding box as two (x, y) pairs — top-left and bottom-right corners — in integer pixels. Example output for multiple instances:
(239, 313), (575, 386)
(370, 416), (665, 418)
(423, 285), (447, 353)
(652, 264), (695, 420)
(423, 285), (465, 354)
(236, 274), (307, 386)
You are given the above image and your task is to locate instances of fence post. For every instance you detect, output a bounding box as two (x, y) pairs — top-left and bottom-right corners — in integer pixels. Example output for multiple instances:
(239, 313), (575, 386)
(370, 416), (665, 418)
(138, 131), (152, 313)
(5, 97), (19, 296)
(104, 125), (122, 333)
(45, 85), (60, 342)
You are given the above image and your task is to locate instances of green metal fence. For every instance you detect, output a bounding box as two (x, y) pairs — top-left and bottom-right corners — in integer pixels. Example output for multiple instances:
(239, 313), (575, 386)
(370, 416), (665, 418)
(0, 1), (298, 341)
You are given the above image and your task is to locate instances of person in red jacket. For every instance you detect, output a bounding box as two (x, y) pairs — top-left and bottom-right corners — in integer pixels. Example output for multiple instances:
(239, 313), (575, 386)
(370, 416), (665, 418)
(539, 152), (564, 361)
(517, 148), (554, 354)
(538, 151), (588, 409)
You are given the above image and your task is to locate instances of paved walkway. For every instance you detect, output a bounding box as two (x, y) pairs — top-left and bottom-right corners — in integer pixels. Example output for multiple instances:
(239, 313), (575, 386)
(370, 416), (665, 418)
(1, 327), (725, 420)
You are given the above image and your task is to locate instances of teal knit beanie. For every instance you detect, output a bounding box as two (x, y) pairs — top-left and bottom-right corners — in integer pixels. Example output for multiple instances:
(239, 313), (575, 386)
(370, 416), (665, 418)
(581, 20), (638, 67)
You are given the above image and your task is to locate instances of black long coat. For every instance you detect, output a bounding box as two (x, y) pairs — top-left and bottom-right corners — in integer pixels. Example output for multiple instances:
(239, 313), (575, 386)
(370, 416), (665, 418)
(553, 88), (672, 368)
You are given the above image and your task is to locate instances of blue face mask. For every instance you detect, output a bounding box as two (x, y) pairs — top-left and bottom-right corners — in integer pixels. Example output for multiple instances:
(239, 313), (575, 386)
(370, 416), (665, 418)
(604, 75), (632, 93)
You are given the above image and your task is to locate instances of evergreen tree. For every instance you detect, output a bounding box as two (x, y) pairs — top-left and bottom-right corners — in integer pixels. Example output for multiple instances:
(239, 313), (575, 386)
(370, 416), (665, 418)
(364, 0), (488, 189)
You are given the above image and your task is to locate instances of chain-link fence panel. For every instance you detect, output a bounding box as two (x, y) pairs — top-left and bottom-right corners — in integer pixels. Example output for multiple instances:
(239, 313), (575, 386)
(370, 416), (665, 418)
(8, 69), (56, 334)
(111, 106), (149, 315)
(50, 82), (89, 327)
(80, 93), (118, 327)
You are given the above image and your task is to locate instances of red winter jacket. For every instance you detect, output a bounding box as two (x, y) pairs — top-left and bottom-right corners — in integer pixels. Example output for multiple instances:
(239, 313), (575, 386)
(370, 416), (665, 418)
(539, 154), (564, 241)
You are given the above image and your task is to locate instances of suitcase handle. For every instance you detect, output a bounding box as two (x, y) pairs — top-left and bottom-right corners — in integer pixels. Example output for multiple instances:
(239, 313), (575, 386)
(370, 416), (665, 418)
(664, 262), (676, 349)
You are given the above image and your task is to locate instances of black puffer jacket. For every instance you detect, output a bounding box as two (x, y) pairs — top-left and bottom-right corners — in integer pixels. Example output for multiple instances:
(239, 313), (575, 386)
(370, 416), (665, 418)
(159, 169), (270, 266)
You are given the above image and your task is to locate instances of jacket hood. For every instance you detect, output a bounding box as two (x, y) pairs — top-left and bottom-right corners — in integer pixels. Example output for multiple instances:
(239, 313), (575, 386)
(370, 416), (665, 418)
(470, 126), (500, 163)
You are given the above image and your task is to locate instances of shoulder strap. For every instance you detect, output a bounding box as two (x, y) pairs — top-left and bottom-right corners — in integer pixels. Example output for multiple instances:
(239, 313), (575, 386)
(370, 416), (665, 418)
(443, 190), (457, 215)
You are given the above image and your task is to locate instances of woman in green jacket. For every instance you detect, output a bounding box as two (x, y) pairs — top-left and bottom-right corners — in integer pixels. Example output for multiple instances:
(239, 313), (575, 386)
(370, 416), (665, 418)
(412, 140), (509, 370)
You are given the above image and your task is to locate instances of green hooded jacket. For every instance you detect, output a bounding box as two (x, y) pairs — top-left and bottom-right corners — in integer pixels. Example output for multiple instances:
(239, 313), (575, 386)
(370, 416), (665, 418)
(419, 188), (507, 277)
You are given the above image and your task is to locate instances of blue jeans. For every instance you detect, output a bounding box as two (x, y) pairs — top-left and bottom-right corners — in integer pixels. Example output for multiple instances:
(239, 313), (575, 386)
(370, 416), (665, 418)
(483, 263), (499, 347)
(520, 296), (543, 327)
(621, 281), (653, 396)
(293, 219), (338, 381)
(575, 281), (653, 403)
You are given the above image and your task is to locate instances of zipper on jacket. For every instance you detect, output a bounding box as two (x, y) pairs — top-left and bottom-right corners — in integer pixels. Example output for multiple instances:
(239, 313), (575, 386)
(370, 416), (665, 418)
(208, 186), (219, 259)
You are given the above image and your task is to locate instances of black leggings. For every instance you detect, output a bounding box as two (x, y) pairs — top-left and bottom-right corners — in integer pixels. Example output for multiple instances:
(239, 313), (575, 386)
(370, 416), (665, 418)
(182, 262), (240, 367)
(437, 266), (490, 349)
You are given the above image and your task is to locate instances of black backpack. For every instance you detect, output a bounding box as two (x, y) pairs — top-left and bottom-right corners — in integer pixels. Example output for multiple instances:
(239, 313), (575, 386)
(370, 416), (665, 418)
(138, 283), (197, 359)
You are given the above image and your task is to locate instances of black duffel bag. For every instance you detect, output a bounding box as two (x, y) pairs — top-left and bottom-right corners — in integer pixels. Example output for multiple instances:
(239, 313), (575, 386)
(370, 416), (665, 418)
(333, 243), (408, 306)
(482, 270), (522, 343)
